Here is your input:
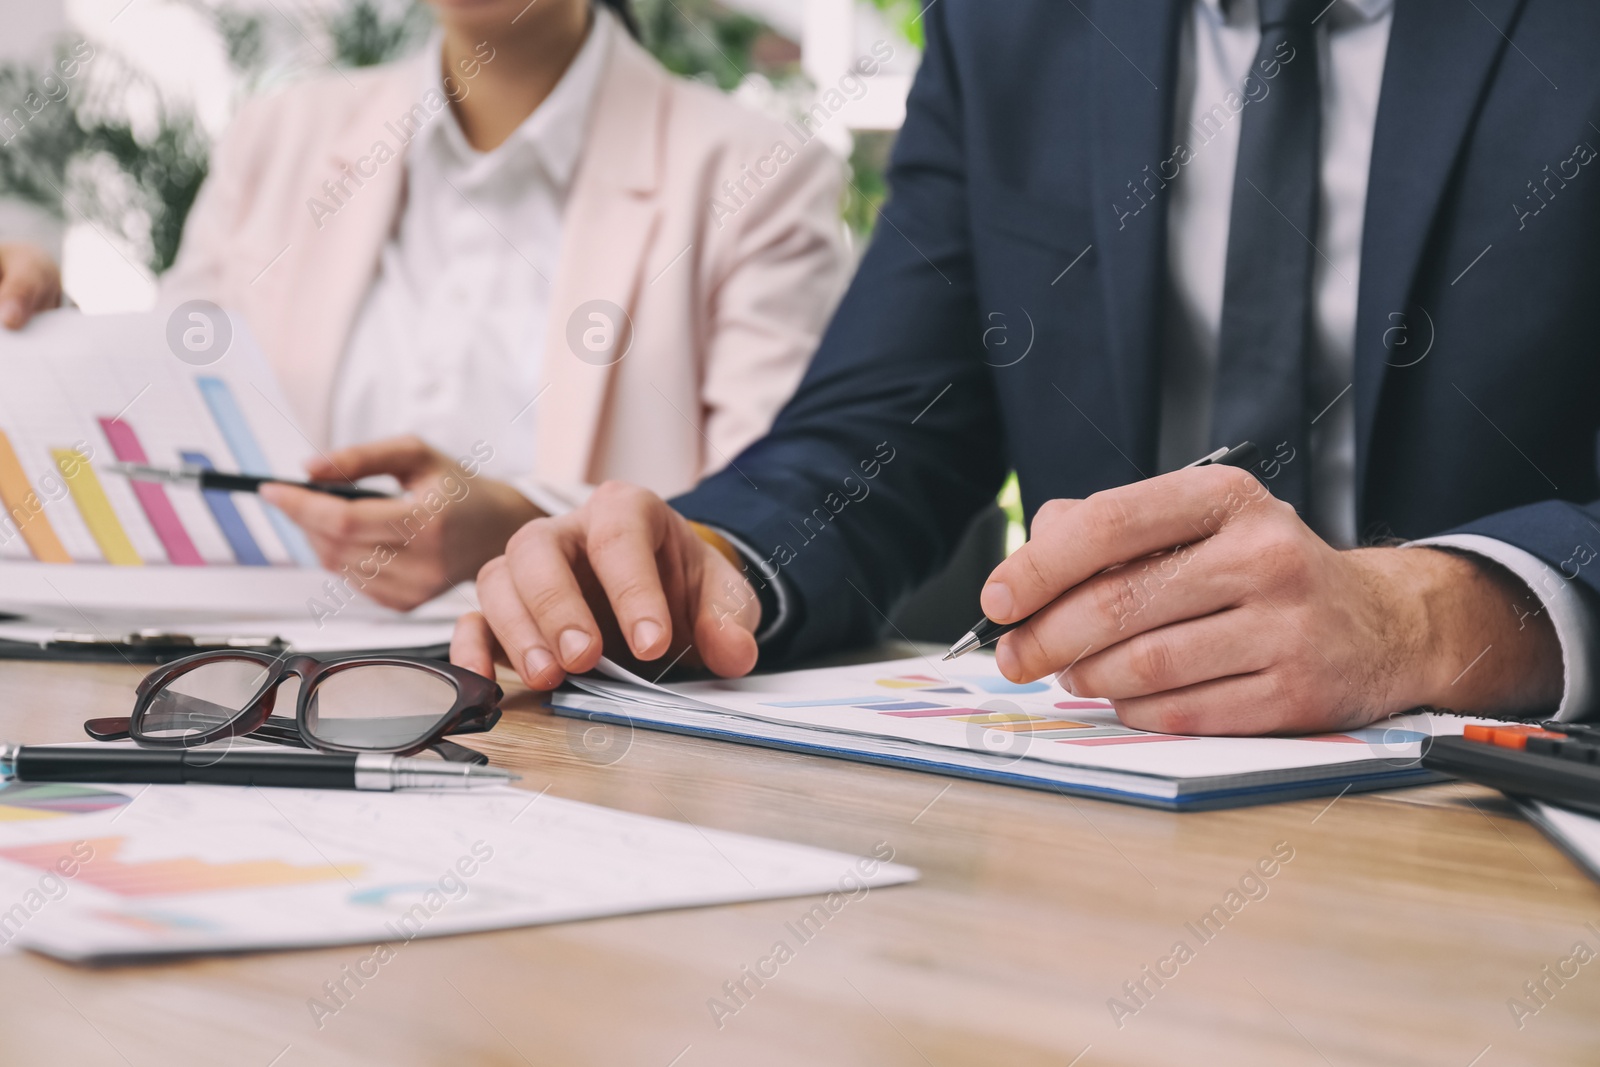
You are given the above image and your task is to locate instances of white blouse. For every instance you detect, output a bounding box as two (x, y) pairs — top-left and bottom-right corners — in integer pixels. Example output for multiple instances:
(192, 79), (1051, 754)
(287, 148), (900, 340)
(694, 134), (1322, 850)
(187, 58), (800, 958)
(329, 9), (613, 483)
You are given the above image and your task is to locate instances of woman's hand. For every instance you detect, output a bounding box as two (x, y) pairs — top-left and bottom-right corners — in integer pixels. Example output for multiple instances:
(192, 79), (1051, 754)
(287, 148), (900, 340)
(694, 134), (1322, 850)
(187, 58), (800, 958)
(0, 243), (63, 329)
(260, 436), (541, 610)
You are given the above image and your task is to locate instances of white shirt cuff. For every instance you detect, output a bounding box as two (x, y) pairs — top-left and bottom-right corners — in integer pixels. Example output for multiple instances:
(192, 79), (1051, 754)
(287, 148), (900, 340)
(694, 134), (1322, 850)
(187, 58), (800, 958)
(701, 524), (792, 645)
(1410, 533), (1595, 721)
(507, 479), (593, 518)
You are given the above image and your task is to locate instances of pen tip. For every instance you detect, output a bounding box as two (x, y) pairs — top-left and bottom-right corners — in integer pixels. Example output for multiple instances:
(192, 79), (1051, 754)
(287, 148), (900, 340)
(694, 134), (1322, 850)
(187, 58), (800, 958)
(945, 631), (980, 661)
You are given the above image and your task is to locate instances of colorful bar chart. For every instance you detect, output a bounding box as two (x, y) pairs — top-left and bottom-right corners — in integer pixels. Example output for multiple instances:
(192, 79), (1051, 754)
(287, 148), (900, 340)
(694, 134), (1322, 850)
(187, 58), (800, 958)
(0, 343), (311, 571)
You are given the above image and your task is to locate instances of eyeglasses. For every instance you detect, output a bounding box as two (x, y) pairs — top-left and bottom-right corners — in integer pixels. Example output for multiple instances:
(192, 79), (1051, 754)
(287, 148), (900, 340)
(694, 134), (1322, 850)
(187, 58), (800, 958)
(82, 650), (503, 760)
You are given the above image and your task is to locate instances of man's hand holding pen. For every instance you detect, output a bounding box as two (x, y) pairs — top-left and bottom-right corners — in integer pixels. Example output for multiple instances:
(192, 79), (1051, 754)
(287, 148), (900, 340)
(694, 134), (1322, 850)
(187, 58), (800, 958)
(980, 464), (1563, 734)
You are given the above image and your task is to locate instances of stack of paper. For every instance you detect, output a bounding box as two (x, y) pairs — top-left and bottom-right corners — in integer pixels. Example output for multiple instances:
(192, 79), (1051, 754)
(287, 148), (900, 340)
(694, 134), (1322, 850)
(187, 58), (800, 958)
(555, 654), (1477, 810)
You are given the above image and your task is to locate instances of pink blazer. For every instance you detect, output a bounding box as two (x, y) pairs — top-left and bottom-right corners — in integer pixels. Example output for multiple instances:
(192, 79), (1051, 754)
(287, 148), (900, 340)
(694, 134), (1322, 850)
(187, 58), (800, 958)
(162, 32), (850, 503)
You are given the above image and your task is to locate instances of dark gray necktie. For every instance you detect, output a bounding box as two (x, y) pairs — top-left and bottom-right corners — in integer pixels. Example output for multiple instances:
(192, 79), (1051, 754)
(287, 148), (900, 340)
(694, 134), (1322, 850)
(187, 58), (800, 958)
(1210, 0), (1322, 512)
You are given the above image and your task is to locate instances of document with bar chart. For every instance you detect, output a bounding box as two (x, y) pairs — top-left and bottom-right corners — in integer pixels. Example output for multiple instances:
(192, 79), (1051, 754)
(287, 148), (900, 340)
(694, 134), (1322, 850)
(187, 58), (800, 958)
(0, 310), (449, 634)
(555, 655), (1485, 810)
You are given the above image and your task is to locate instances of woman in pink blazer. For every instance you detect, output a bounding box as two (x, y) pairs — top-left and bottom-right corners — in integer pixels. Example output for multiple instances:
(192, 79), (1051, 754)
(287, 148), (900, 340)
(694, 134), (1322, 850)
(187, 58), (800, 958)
(0, 0), (849, 609)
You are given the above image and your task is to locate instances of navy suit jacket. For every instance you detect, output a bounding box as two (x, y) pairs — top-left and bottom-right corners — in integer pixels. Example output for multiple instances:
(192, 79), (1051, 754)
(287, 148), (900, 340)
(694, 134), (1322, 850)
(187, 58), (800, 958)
(673, 0), (1600, 673)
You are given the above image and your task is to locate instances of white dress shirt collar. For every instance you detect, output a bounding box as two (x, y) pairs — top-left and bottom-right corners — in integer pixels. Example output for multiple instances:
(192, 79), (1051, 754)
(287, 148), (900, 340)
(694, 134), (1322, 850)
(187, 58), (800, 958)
(413, 5), (613, 192)
(1204, 0), (1393, 26)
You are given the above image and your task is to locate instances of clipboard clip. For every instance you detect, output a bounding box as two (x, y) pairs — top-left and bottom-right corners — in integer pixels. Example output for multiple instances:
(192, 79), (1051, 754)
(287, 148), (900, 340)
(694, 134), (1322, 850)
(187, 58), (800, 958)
(48, 630), (288, 654)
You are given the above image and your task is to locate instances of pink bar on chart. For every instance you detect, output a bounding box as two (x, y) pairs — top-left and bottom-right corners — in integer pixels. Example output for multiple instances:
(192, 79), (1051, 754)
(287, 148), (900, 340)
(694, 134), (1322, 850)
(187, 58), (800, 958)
(97, 417), (204, 566)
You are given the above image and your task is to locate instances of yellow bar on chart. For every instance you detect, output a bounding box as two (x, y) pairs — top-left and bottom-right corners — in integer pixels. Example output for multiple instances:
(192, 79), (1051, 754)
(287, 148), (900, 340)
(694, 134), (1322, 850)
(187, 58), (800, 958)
(53, 448), (141, 566)
(0, 429), (71, 563)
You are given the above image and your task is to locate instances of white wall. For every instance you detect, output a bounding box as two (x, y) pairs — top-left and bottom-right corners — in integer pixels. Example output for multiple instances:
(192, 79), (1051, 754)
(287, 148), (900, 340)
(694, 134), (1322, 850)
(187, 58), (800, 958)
(0, 3), (68, 66)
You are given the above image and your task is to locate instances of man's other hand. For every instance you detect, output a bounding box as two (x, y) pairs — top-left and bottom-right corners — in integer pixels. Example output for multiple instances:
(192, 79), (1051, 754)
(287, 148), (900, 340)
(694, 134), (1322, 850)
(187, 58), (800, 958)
(451, 482), (762, 690)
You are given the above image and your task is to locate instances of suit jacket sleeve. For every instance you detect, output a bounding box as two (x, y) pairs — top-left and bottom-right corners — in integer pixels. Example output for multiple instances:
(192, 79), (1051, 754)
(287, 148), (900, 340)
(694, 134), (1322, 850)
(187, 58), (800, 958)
(671, 5), (1006, 666)
(1446, 501), (1600, 603)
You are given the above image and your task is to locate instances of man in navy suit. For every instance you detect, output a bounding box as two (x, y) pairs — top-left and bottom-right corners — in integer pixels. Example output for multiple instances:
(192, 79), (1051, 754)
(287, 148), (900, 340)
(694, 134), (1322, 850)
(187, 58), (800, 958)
(456, 0), (1599, 732)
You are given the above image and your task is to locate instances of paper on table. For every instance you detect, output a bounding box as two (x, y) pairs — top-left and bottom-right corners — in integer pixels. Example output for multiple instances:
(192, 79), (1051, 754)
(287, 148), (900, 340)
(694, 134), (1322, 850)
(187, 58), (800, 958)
(0, 778), (916, 962)
(569, 654), (1467, 778)
(560, 654), (1480, 806)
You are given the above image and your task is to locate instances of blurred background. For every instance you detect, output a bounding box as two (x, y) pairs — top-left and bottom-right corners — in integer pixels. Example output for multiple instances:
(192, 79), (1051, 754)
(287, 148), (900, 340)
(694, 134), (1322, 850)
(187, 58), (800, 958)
(0, 0), (1025, 587)
(0, 0), (924, 310)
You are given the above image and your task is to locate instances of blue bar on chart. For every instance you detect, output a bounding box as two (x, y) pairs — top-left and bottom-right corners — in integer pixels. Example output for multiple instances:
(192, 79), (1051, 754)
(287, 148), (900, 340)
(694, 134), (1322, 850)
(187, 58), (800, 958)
(196, 377), (317, 566)
(181, 451), (268, 567)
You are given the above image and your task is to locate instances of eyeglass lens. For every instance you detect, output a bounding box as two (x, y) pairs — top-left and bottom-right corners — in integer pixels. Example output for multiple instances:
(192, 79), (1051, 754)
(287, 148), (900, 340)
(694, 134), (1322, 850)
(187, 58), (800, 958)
(140, 658), (277, 740)
(303, 665), (460, 751)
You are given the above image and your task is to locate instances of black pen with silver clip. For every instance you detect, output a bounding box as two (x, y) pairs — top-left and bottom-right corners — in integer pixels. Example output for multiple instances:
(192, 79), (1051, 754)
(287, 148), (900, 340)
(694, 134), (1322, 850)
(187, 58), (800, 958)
(0, 743), (516, 792)
(944, 442), (1262, 661)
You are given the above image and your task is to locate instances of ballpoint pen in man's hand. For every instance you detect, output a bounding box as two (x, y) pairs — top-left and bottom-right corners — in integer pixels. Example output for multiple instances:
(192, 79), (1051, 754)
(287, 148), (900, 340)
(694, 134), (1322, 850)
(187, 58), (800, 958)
(0, 743), (515, 792)
(945, 442), (1263, 661)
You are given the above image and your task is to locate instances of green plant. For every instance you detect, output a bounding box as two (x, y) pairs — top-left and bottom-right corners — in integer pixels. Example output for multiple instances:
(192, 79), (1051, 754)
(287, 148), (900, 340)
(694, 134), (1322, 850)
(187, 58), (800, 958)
(0, 2), (430, 274)
(211, 6), (271, 78)
(866, 0), (925, 48)
(0, 48), (208, 273)
(998, 471), (1025, 555)
(0, 55), (84, 214)
(842, 130), (892, 239)
(82, 115), (210, 275)
(635, 0), (773, 90)
(325, 0), (434, 68)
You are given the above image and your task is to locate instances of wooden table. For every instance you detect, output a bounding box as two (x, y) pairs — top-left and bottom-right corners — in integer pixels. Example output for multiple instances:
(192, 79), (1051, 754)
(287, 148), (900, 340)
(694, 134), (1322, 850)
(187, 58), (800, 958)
(1, 657), (1597, 1066)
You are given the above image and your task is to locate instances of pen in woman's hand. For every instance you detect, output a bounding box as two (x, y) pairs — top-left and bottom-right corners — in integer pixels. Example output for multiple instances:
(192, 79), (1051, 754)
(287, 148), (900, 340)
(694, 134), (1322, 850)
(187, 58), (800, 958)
(105, 462), (392, 501)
